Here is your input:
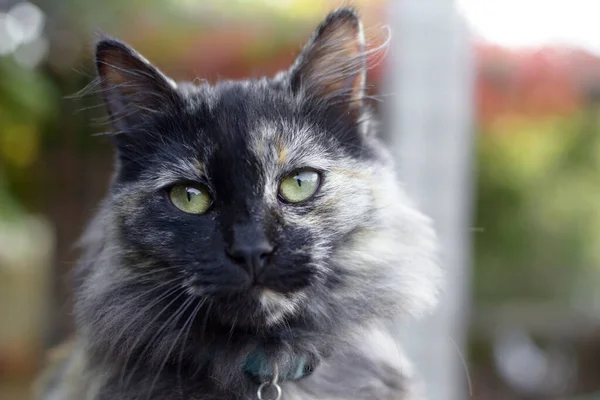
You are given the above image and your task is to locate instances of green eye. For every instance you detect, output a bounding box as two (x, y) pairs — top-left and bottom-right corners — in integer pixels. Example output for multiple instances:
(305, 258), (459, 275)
(279, 170), (321, 203)
(169, 184), (212, 214)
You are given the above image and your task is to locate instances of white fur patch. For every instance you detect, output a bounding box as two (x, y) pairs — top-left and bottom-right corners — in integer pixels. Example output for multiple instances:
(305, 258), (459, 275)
(260, 289), (305, 325)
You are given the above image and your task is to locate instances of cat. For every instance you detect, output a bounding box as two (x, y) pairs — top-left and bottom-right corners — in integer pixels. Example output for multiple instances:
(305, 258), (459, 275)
(37, 7), (442, 400)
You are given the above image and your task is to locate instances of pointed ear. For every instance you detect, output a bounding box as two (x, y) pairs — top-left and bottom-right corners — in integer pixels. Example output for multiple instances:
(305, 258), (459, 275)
(95, 39), (179, 131)
(289, 8), (366, 107)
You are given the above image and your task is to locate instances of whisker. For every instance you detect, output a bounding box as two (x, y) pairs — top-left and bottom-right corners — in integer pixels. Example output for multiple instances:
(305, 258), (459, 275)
(191, 299), (214, 379)
(119, 288), (187, 390)
(226, 314), (238, 348)
(448, 335), (473, 398)
(177, 297), (206, 388)
(145, 296), (197, 400)
(98, 277), (184, 371)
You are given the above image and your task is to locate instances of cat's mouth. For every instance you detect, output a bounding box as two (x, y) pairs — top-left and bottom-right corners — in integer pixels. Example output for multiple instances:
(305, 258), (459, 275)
(182, 273), (309, 326)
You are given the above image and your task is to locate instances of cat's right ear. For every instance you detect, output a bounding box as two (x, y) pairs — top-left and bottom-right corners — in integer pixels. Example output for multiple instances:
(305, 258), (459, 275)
(95, 39), (179, 131)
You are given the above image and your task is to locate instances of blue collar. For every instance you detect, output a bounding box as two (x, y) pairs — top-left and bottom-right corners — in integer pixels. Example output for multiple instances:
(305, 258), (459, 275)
(242, 350), (312, 382)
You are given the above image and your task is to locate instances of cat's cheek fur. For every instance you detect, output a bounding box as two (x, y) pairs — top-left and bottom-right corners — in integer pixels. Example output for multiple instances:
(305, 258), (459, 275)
(334, 166), (442, 318)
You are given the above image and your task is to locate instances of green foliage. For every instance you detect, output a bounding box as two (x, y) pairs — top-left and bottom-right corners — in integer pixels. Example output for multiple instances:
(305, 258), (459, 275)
(475, 110), (600, 305)
(0, 56), (59, 220)
(0, 58), (57, 168)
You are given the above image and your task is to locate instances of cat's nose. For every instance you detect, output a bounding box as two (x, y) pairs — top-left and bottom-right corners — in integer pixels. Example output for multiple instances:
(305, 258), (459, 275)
(227, 241), (274, 278)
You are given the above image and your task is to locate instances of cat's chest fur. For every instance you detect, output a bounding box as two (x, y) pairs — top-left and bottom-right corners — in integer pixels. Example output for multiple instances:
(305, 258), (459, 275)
(43, 328), (418, 400)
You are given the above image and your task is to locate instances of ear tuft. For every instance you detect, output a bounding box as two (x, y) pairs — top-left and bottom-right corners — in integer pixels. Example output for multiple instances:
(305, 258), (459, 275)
(290, 7), (366, 106)
(95, 39), (178, 131)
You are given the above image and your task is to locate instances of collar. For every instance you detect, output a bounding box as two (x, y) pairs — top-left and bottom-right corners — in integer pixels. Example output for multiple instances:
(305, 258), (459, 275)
(243, 350), (315, 383)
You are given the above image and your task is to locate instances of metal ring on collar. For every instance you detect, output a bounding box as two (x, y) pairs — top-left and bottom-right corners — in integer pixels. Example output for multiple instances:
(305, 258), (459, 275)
(257, 364), (282, 400)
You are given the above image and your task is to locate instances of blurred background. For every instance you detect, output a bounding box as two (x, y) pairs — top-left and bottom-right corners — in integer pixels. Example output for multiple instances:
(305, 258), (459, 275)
(1, 0), (600, 399)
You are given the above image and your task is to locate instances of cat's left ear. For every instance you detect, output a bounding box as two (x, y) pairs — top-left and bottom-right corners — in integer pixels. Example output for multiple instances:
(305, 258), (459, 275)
(289, 8), (366, 109)
(95, 39), (179, 131)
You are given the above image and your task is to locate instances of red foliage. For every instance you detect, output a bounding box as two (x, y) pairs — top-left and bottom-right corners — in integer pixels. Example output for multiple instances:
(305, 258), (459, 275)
(476, 41), (600, 127)
(121, 10), (600, 130)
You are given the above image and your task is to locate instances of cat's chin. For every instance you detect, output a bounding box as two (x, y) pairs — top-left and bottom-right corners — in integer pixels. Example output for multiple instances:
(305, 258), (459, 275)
(257, 288), (306, 325)
(182, 280), (307, 327)
(210, 287), (307, 328)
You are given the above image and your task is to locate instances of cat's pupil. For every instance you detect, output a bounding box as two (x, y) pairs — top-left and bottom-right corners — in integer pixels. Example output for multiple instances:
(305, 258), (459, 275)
(296, 178), (302, 187)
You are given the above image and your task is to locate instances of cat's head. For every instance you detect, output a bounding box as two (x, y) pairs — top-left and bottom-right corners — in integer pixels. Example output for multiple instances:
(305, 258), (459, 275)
(77, 8), (440, 364)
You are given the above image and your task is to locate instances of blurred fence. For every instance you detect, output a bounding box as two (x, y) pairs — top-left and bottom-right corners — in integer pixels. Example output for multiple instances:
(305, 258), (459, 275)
(387, 0), (474, 399)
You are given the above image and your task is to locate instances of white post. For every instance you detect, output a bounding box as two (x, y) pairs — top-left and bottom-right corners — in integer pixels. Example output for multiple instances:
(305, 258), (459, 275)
(385, 1), (475, 399)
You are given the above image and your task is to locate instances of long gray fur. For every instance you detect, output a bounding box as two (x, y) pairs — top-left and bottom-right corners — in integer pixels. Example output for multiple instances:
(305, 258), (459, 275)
(38, 7), (442, 400)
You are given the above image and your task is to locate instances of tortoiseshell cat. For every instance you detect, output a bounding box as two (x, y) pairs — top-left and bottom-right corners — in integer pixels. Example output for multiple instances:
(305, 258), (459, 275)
(38, 8), (441, 400)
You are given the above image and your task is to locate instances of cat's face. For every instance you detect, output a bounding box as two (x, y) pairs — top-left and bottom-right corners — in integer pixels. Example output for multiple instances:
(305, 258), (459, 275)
(87, 9), (440, 336)
(108, 83), (378, 327)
